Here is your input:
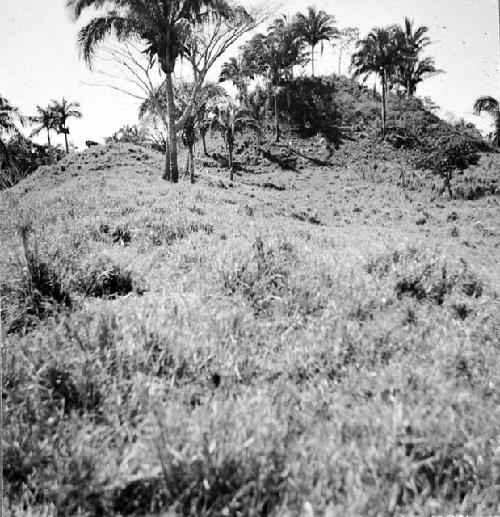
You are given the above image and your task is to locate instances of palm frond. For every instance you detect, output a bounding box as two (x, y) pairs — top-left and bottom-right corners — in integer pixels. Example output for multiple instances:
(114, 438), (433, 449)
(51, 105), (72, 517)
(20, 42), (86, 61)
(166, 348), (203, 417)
(473, 96), (500, 116)
(78, 14), (140, 66)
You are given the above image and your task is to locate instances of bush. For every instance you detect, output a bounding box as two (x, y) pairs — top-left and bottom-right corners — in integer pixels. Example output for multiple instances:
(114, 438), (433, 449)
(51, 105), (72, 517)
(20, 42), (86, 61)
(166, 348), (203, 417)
(76, 256), (135, 298)
(412, 135), (481, 196)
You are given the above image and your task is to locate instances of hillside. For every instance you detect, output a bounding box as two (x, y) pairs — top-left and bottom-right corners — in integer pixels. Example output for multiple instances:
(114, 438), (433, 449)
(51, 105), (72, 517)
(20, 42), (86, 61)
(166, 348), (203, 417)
(2, 137), (500, 515)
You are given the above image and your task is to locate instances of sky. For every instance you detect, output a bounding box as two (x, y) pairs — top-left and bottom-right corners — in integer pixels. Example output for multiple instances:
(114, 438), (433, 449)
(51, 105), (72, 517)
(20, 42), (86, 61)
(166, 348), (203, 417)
(1, 0), (499, 148)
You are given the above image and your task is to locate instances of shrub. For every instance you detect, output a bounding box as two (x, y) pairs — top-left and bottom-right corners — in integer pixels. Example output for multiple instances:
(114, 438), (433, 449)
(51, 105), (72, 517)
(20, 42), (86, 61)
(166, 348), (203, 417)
(76, 256), (135, 298)
(412, 135), (481, 196)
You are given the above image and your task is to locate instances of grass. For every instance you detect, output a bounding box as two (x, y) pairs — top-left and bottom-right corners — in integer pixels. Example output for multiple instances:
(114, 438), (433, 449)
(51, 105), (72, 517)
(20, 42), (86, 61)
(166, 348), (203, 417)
(1, 140), (500, 516)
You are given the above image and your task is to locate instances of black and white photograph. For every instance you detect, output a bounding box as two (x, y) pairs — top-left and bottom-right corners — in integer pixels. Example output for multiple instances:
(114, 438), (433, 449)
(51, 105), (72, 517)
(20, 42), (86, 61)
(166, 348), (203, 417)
(1, 0), (500, 515)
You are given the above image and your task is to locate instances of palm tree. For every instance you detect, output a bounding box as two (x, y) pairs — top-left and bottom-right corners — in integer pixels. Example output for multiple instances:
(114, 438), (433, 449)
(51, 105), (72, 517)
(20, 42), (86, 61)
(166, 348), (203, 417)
(294, 6), (338, 77)
(241, 20), (305, 142)
(30, 105), (58, 163)
(0, 95), (23, 167)
(219, 57), (249, 105)
(208, 102), (260, 181)
(473, 96), (500, 147)
(51, 98), (82, 153)
(393, 18), (439, 96)
(68, 0), (233, 183)
(351, 27), (405, 137)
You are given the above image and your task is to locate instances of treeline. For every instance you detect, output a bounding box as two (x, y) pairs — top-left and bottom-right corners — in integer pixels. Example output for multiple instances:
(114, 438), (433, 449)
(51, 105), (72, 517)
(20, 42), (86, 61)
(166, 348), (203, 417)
(0, 96), (81, 189)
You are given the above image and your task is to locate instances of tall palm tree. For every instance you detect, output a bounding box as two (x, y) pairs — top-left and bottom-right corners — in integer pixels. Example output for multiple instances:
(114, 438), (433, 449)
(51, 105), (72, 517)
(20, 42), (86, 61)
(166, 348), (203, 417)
(241, 20), (305, 142)
(51, 98), (82, 153)
(393, 18), (439, 96)
(68, 0), (233, 183)
(30, 105), (58, 163)
(294, 6), (338, 77)
(0, 95), (23, 166)
(351, 26), (405, 137)
(208, 102), (260, 181)
(473, 95), (500, 147)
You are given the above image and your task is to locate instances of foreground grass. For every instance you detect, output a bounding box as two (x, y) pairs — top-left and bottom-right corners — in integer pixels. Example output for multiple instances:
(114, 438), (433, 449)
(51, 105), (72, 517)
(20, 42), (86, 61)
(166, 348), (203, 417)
(2, 143), (500, 516)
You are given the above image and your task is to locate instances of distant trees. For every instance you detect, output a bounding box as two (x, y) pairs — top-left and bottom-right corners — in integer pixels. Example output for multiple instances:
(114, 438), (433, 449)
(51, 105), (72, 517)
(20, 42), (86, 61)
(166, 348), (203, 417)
(240, 17), (306, 142)
(30, 105), (59, 163)
(50, 98), (82, 153)
(68, 0), (256, 184)
(473, 96), (500, 147)
(336, 27), (359, 76)
(352, 19), (439, 137)
(392, 18), (440, 97)
(294, 7), (338, 77)
(352, 27), (403, 138)
(0, 95), (23, 168)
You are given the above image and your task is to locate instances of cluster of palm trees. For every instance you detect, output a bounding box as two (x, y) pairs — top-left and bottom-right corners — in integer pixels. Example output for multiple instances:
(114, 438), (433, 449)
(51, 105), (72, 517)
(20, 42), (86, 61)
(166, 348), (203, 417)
(220, 7), (338, 142)
(351, 18), (440, 137)
(30, 99), (82, 158)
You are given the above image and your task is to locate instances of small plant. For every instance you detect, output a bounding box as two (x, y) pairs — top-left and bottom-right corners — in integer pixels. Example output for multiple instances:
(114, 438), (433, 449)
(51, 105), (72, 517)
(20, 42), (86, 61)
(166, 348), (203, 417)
(76, 256), (135, 298)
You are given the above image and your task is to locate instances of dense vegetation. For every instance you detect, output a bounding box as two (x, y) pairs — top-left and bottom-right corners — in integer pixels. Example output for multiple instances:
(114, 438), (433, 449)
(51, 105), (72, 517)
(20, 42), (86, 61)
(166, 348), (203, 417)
(2, 1), (500, 515)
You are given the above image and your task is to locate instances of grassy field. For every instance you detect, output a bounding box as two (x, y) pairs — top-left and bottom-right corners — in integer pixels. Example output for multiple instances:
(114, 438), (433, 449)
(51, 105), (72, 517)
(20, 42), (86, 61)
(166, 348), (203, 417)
(2, 139), (500, 516)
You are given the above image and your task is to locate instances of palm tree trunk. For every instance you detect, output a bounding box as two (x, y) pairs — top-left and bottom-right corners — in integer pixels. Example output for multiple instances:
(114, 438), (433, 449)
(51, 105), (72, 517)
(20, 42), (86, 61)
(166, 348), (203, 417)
(163, 140), (171, 180)
(47, 129), (52, 164)
(164, 71), (179, 183)
(189, 145), (195, 184)
(202, 133), (209, 156)
(311, 45), (315, 77)
(381, 71), (387, 139)
(228, 135), (234, 182)
(64, 128), (69, 154)
(338, 48), (342, 76)
(274, 95), (280, 143)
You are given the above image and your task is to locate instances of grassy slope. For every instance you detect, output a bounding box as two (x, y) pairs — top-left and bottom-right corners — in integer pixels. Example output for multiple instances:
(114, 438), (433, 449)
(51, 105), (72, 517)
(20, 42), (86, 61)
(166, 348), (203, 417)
(2, 139), (500, 516)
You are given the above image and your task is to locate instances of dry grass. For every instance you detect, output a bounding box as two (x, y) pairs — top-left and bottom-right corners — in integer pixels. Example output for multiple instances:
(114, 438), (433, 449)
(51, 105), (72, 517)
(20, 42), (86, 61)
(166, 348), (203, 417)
(1, 141), (500, 516)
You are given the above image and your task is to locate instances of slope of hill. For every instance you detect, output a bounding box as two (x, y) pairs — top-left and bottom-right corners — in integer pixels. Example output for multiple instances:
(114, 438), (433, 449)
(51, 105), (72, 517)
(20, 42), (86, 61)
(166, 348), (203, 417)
(2, 141), (500, 515)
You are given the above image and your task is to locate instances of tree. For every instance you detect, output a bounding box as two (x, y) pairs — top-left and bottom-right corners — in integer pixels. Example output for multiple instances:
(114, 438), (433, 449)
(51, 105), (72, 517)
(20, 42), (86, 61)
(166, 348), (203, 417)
(0, 95), (24, 168)
(140, 80), (227, 156)
(30, 105), (58, 163)
(50, 98), (82, 153)
(219, 57), (250, 105)
(393, 18), (440, 96)
(241, 18), (306, 142)
(336, 27), (359, 76)
(68, 0), (242, 183)
(473, 96), (500, 147)
(351, 26), (405, 138)
(412, 135), (480, 197)
(294, 6), (338, 77)
(208, 102), (260, 181)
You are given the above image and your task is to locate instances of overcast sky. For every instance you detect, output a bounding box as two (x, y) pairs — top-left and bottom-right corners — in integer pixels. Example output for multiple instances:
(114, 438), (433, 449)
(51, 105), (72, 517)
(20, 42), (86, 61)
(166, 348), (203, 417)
(1, 0), (499, 148)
